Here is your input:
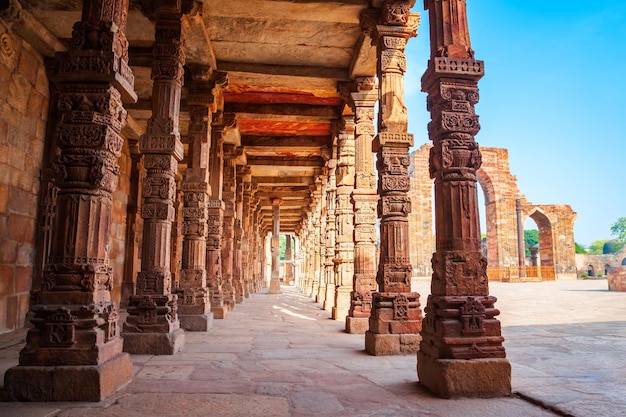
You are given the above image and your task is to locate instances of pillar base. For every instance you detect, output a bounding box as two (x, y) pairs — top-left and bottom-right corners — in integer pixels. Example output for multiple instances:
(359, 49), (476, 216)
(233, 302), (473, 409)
(122, 328), (185, 355)
(345, 316), (369, 334)
(417, 353), (511, 398)
(179, 313), (214, 331)
(268, 279), (282, 294)
(211, 306), (228, 319)
(4, 353), (132, 402)
(365, 331), (421, 356)
(323, 284), (335, 312)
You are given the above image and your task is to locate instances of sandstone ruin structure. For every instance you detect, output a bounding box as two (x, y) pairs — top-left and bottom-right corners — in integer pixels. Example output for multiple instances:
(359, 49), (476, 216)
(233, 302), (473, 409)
(0, 0), (511, 401)
(409, 144), (578, 281)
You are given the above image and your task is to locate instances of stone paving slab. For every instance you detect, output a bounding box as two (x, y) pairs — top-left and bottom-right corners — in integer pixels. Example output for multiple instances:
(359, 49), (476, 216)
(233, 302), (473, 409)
(1, 279), (624, 416)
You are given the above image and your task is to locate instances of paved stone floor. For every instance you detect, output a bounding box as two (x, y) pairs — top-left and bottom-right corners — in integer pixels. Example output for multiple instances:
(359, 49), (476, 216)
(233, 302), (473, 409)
(0, 279), (624, 417)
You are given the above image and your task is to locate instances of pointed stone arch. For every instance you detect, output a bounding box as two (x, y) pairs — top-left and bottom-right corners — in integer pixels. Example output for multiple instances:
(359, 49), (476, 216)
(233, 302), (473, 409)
(524, 207), (555, 267)
(409, 144), (577, 279)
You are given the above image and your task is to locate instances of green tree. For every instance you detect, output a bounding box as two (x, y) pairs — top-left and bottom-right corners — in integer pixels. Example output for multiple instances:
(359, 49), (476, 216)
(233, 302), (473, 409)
(575, 242), (587, 254)
(588, 240), (609, 255)
(610, 217), (626, 243)
(603, 240), (625, 254)
(524, 229), (539, 257)
(279, 235), (286, 260)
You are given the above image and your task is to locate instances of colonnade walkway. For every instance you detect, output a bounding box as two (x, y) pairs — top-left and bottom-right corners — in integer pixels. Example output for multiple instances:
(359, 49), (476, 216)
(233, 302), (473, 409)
(1, 279), (625, 417)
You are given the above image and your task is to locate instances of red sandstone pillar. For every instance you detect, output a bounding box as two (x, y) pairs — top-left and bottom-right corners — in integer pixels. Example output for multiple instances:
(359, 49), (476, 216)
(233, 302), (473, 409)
(363, 1), (423, 356)
(347, 77), (379, 334)
(123, 1), (194, 355)
(332, 116), (356, 320)
(207, 112), (228, 318)
(323, 147), (338, 312)
(234, 165), (248, 302)
(221, 142), (238, 308)
(175, 63), (216, 331)
(4, 0), (136, 401)
(268, 197), (283, 294)
(418, 0), (511, 398)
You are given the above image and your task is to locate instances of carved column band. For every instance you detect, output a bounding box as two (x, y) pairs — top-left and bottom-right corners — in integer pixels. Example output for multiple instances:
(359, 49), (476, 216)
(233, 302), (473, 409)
(4, 0), (135, 401)
(418, 0), (511, 398)
(123, 3), (189, 355)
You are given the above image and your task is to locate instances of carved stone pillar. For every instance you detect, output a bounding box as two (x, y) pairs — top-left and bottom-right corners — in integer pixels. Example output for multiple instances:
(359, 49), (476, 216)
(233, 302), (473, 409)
(244, 193), (260, 295)
(234, 165), (248, 302)
(123, 2), (192, 355)
(221, 143), (238, 308)
(268, 198), (283, 294)
(316, 177), (328, 303)
(332, 117), (355, 320)
(284, 234), (294, 285)
(364, 2), (423, 356)
(4, 0), (136, 401)
(304, 214), (315, 296)
(121, 150), (142, 309)
(418, 0), (511, 398)
(347, 78), (379, 334)
(323, 149), (337, 312)
(174, 64), (216, 331)
(207, 112), (227, 319)
(309, 184), (323, 299)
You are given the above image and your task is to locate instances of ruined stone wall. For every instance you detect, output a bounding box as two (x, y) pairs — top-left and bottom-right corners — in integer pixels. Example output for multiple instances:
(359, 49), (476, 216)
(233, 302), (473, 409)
(477, 148), (520, 269)
(520, 204), (577, 278)
(576, 248), (626, 277)
(0, 27), (48, 332)
(409, 143), (577, 279)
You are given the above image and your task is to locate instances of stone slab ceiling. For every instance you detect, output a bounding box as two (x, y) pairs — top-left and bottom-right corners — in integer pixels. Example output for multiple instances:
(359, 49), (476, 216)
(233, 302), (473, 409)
(23, 0), (375, 233)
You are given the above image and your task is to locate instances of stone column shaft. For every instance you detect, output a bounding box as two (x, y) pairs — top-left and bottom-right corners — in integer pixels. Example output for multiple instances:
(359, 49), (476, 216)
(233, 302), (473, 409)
(347, 78), (379, 334)
(123, 4), (190, 355)
(4, 0), (135, 401)
(221, 142), (238, 308)
(233, 166), (248, 302)
(285, 234), (294, 285)
(175, 64), (216, 331)
(207, 113), (227, 318)
(323, 151), (337, 312)
(268, 198), (283, 294)
(364, 2), (423, 356)
(333, 117), (355, 320)
(316, 176), (328, 303)
(418, 0), (511, 398)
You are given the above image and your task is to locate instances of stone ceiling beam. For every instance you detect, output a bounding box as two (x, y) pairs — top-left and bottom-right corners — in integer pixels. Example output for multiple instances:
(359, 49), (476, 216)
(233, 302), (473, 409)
(247, 156), (325, 167)
(226, 102), (340, 120)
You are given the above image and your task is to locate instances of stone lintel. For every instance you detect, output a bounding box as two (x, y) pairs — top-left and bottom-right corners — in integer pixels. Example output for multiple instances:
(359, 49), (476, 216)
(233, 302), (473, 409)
(4, 353), (132, 402)
(417, 354), (511, 398)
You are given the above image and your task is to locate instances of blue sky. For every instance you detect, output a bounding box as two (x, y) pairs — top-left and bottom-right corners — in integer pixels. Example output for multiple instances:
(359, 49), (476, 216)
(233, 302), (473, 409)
(405, 1), (626, 246)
